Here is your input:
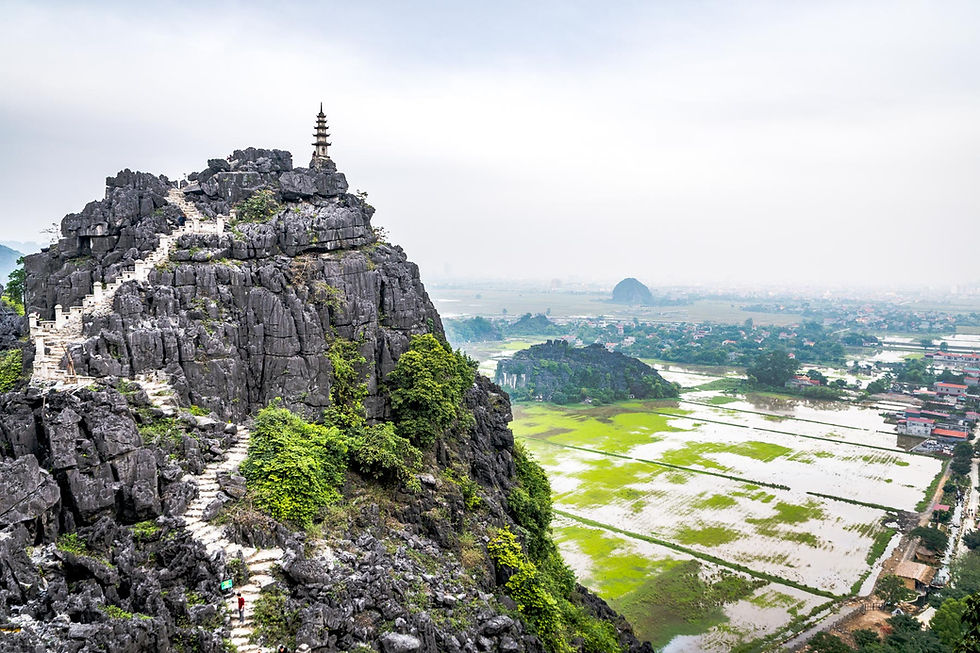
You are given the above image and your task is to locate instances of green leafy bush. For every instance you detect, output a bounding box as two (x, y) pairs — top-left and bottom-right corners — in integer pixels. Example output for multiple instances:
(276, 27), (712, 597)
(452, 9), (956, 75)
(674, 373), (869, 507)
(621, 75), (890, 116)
(348, 422), (421, 489)
(0, 349), (23, 393)
(324, 338), (369, 432)
(488, 528), (566, 649)
(508, 441), (554, 560)
(488, 528), (623, 653)
(387, 333), (476, 447)
(241, 403), (347, 529)
(235, 189), (281, 223)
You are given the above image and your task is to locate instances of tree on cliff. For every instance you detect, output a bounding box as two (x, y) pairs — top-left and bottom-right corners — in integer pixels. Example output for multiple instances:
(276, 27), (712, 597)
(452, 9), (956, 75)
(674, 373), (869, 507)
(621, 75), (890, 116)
(388, 333), (476, 447)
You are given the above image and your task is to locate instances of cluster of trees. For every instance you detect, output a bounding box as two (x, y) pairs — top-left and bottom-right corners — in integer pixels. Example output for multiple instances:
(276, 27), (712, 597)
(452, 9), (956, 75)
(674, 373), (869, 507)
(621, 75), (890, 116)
(445, 315), (851, 369)
(745, 350), (844, 399)
(497, 341), (678, 404)
(1, 257), (24, 313)
(807, 606), (980, 652)
(866, 358), (977, 395)
(241, 334), (475, 528)
(950, 442), (974, 478)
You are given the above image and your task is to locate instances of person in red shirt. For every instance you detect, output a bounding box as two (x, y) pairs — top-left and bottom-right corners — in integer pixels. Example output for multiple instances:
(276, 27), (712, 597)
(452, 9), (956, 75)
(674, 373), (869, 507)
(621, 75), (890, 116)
(237, 593), (245, 623)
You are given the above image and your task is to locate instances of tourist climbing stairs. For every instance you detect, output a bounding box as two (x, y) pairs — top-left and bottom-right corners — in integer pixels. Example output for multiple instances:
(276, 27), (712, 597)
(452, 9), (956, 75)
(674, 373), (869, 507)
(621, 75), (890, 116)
(180, 427), (284, 652)
(25, 185), (279, 649)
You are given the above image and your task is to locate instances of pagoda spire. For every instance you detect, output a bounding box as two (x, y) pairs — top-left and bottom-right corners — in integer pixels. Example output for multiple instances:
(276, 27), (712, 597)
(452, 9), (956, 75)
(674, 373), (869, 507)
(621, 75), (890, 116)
(311, 103), (334, 169)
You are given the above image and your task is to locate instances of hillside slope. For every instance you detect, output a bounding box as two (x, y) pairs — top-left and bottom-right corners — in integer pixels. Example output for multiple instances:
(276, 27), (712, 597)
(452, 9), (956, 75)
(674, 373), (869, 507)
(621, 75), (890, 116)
(0, 148), (652, 652)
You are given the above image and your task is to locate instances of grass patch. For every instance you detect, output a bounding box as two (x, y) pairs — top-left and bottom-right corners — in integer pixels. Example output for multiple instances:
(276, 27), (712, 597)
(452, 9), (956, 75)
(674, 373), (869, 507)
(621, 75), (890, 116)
(865, 527), (896, 565)
(693, 494), (738, 510)
(674, 525), (740, 547)
(614, 559), (764, 649)
(553, 509), (837, 599)
(915, 464), (947, 512)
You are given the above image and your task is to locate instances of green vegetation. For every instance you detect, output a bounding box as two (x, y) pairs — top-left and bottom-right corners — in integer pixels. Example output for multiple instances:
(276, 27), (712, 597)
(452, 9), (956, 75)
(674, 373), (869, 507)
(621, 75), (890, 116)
(509, 442), (554, 559)
(487, 527), (623, 653)
(2, 257), (25, 313)
(235, 189), (281, 223)
(388, 333), (475, 447)
(875, 574), (914, 606)
(746, 350), (798, 387)
(498, 340), (677, 404)
(674, 525), (739, 547)
(554, 509), (836, 598)
(911, 526), (949, 552)
(56, 532), (88, 555)
(0, 348), (23, 392)
(131, 520), (161, 541)
(100, 604), (150, 620)
(250, 587), (300, 649)
(615, 559), (763, 649)
(865, 527), (896, 565)
(188, 404), (209, 417)
(916, 465), (947, 512)
(138, 416), (185, 448)
(325, 338), (423, 490)
(241, 403), (347, 529)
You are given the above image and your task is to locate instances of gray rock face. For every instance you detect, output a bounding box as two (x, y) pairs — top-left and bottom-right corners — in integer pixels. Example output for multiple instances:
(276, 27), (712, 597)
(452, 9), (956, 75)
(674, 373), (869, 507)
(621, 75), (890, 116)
(25, 170), (178, 319)
(0, 456), (60, 528)
(380, 632), (422, 653)
(11, 146), (654, 653)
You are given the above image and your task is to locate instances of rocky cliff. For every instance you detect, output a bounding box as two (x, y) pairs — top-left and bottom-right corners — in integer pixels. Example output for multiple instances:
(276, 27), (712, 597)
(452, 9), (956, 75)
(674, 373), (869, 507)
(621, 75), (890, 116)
(496, 340), (677, 404)
(1, 147), (652, 652)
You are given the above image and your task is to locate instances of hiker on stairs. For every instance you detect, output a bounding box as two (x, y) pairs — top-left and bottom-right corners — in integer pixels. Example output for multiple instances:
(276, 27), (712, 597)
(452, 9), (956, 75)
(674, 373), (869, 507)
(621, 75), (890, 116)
(237, 592), (245, 624)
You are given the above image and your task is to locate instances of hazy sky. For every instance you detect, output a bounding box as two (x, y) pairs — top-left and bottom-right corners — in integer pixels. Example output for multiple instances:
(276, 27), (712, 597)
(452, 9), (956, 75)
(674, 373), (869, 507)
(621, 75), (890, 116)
(1, 1), (978, 288)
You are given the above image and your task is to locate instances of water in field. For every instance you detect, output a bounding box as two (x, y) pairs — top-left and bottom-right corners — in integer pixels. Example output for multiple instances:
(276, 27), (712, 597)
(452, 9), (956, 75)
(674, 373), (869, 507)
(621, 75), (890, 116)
(512, 390), (940, 650)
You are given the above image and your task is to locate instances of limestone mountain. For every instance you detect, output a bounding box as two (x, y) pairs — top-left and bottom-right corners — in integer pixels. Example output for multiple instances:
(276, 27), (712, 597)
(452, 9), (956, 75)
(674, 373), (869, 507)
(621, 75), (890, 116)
(610, 277), (653, 305)
(0, 135), (652, 652)
(496, 340), (678, 404)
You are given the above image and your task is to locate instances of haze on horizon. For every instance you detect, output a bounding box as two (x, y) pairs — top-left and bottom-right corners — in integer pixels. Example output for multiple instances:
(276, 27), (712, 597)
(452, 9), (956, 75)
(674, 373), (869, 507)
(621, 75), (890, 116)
(1, 0), (977, 290)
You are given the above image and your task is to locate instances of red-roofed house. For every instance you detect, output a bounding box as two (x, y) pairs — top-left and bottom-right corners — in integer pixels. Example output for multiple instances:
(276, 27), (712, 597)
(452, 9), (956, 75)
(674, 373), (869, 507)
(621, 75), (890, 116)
(900, 417), (935, 436)
(935, 382), (968, 397)
(786, 375), (820, 390)
(933, 427), (968, 441)
(934, 504), (951, 512)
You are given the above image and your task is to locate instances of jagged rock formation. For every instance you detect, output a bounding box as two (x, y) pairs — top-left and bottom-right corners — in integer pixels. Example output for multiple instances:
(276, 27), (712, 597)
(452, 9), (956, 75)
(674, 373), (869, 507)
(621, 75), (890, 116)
(496, 340), (678, 403)
(25, 149), (439, 421)
(610, 277), (653, 305)
(1, 144), (653, 652)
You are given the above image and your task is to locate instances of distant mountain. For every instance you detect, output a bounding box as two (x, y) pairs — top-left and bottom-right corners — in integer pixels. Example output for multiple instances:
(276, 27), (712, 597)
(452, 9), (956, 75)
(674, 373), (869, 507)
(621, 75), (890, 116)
(611, 277), (653, 305)
(0, 240), (44, 255)
(0, 244), (22, 287)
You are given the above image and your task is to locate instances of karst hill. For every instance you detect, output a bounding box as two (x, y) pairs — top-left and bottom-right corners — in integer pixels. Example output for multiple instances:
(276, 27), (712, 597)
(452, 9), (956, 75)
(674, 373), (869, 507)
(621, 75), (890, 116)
(0, 114), (652, 653)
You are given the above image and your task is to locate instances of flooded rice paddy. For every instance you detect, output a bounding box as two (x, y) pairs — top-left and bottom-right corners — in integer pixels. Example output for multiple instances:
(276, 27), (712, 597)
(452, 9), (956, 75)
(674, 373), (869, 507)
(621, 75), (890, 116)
(509, 363), (942, 650)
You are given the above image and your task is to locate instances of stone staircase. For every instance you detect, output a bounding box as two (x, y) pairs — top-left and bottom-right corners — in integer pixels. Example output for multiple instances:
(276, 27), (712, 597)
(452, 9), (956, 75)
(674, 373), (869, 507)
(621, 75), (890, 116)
(28, 188), (223, 387)
(27, 187), (282, 649)
(181, 428), (283, 652)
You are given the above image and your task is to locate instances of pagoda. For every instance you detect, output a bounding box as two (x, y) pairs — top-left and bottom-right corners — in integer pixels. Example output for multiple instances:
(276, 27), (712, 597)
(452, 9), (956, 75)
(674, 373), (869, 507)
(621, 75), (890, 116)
(311, 103), (335, 170)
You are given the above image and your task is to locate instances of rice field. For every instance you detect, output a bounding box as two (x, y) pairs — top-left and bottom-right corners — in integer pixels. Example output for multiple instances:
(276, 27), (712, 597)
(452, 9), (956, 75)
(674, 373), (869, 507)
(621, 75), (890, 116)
(511, 385), (942, 649)
(551, 515), (829, 652)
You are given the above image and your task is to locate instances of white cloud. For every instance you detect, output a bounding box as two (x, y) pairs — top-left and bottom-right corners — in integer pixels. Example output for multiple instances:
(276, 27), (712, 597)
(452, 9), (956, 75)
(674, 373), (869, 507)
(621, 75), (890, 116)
(0, 0), (977, 288)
